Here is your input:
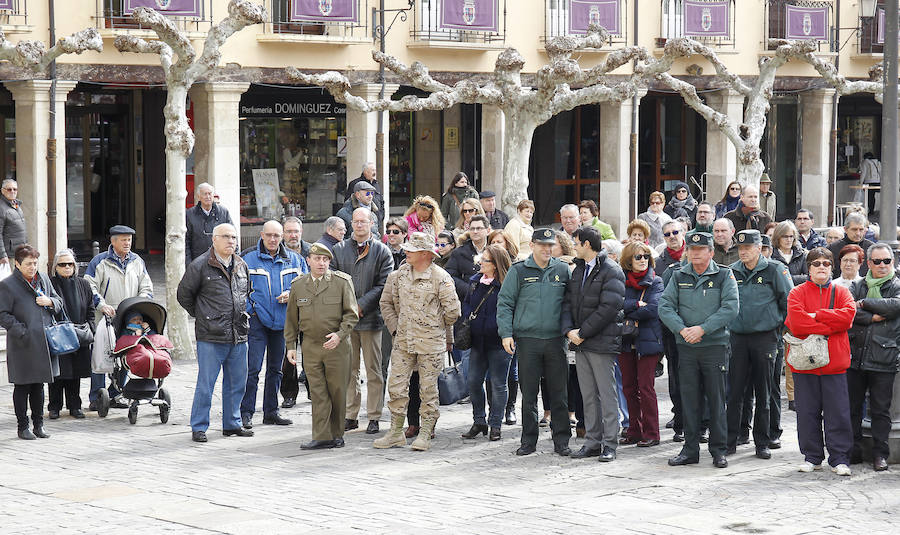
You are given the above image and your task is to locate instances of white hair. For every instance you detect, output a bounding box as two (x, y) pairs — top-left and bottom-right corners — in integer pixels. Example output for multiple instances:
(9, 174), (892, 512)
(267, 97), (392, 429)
(559, 204), (579, 216)
(196, 182), (214, 193)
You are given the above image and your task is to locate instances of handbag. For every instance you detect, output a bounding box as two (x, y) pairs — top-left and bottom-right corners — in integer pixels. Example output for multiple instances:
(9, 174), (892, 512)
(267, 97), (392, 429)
(438, 353), (468, 406)
(620, 288), (646, 336)
(455, 285), (495, 351)
(73, 322), (94, 347)
(45, 311), (80, 357)
(91, 316), (116, 373)
(784, 286), (835, 371)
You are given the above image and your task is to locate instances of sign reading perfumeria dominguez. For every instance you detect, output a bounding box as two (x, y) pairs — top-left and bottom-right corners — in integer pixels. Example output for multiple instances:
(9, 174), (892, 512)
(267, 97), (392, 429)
(785, 5), (828, 41)
(291, 0), (359, 23)
(439, 0), (500, 32)
(683, 0), (730, 38)
(568, 0), (621, 36)
(125, 0), (202, 16)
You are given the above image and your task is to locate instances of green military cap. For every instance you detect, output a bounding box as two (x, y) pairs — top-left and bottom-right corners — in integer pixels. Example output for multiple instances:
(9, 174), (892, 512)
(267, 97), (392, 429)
(532, 228), (556, 244)
(736, 229), (762, 245)
(760, 234), (772, 248)
(685, 230), (713, 248)
(308, 242), (333, 260)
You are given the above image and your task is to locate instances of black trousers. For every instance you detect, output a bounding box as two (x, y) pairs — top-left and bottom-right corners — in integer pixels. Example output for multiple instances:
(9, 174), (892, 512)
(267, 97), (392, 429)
(518, 337), (569, 449)
(280, 354), (309, 401)
(847, 368), (897, 460)
(406, 372), (421, 427)
(567, 363), (585, 429)
(48, 378), (82, 412)
(769, 337), (785, 440)
(13, 383), (44, 430)
(678, 345), (728, 459)
(663, 330), (683, 432)
(727, 331), (776, 449)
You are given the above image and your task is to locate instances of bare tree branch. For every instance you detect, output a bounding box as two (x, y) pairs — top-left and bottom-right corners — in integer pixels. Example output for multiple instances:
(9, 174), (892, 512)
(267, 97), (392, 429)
(0, 28), (103, 72)
(186, 0), (265, 83)
(658, 38), (752, 97)
(114, 35), (174, 74)
(372, 50), (452, 93)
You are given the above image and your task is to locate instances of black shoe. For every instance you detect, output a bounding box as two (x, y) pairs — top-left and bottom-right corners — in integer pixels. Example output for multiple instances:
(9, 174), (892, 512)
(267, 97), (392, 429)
(222, 427), (254, 437)
(713, 455), (729, 468)
(489, 427), (501, 441)
(637, 439), (660, 448)
(333, 438), (345, 448)
(88, 401), (100, 411)
(665, 417), (675, 429)
(850, 450), (864, 465)
(70, 409), (85, 419)
(192, 431), (208, 443)
(109, 399), (129, 409)
(738, 430), (750, 445)
(515, 444), (536, 456)
(344, 419), (359, 431)
(18, 428), (36, 440)
(668, 453), (699, 466)
(538, 417), (549, 428)
(48, 410), (60, 420)
(241, 413), (253, 429)
(768, 439), (782, 449)
(461, 423), (488, 438)
(726, 445), (737, 455)
(301, 439), (336, 450)
(281, 398), (296, 409)
(874, 457), (889, 471)
(756, 447), (772, 460)
(554, 445), (572, 457)
(33, 426), (50, 439)
(788, 400), (796, 412)
(599, 447), (617, 462)
(263, 413), (293, 426)
(673, 431), (684, 442)
(505, 408), (517, 425)
(655, 361), (664, 378)
(366, 420), (380, 434)
(699, 430), (709, 443)
(570, 446), (602, 459)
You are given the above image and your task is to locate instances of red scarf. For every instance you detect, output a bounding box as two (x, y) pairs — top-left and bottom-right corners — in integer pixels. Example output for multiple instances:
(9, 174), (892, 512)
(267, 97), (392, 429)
(667, 242), (685, 262)
(626, 269), (648, 290)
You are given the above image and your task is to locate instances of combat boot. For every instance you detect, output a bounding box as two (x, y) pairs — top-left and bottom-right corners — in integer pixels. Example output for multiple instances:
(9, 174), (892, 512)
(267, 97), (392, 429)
(373, 414), (407, 449)
(411, 417), (436, 451)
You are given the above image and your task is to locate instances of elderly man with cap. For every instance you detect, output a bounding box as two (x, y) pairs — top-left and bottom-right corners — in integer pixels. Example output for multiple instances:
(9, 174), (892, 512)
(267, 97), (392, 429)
(375, 232), (460, 451)
(659, 230), (739, 468)
(727, 230), (792, 460)
(185, 182), (233, 265)
(0, 178), (26, 268)
(284, 243), (359, 450)
(498, 228), (573, 456)
(84, 225), (153, 410)
(759, 174), (776, 220)
(480, 190), (509, 231)
(337, 181), (382, 239)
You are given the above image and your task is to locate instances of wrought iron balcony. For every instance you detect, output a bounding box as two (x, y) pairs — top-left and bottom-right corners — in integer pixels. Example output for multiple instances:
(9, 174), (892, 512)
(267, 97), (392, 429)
(765, 0), (834, 52)
(95, 0), (213, 33)
(411, 0), (506, 45)
(658, 0), (734, 49)
(544, 0), (628, 46)
(0, 0), (30, 31)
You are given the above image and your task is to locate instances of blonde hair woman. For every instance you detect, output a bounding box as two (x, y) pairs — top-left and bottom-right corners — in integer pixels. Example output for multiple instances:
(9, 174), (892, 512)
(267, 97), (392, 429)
(453, 197), (486, 239)
(488, 229), (522, 262)
(404, 195), (445, 238)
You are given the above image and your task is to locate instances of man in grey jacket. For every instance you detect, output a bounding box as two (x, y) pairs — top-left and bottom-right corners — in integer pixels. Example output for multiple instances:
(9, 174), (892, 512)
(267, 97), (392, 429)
(185, 182), (233, 265)
(331, 208), (394, 434)
(0, 179), (27, 266)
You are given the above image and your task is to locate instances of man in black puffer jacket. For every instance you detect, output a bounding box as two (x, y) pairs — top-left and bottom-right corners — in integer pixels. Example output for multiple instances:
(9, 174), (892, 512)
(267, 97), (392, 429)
(847, 243), (900, 471)
(562, 226), (626, 462)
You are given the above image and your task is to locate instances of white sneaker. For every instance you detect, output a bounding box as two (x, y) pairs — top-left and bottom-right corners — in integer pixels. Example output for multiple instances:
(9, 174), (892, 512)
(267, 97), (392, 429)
(798, 461), (822, 472)
(832, 464), (851, 476)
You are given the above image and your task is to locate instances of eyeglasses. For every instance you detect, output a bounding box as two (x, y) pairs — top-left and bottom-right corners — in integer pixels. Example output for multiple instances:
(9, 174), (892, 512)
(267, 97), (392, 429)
(436, 243), (451, 248)
(461, 209), (476, 214)
(386, 229), (404, 235)
(871, 258), (893, 265)
(634, 254), (652, 261)
(663, 230), (680, 237)
(810, 260), (832, 268)
(418, 202), (434, 211)
(57, 262), (75, 267)
(729, 186), (742, 191)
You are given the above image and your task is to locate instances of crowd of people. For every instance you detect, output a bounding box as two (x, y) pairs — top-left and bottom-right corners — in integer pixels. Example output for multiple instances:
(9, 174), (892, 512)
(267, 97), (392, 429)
(1, 170), (899, 475)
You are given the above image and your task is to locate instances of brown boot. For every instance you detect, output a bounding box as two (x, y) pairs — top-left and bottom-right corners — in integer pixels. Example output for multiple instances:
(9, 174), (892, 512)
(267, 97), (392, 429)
(404, 425), (420, 438)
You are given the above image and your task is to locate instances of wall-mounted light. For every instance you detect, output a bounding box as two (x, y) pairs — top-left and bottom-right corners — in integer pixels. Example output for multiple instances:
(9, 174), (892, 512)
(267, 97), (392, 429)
(861, 0), (879, 18)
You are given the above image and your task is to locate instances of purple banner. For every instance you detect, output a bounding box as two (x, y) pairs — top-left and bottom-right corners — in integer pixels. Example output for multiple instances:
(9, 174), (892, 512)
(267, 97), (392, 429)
(684, 1), (730, 37)
(876, 8), (898, 45)
(290, 0), (358, 23)
(125, 0), (202, 17)
(785, 5), (828, 41)
(0, 0), (13, 11)
(568, 0), (621, 36)
(439, 0), (500, 32)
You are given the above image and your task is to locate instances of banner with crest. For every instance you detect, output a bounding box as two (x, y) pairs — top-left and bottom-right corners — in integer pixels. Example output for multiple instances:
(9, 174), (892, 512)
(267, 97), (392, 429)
(785, 5), (828, 41)
(291, 0), (359, 23)
(0, 1), (13, 11)
(439, 0), (500, 32)
(125, 0), (202, 16)
(568, 0), (621, 36)
(683, 0), (730, 38)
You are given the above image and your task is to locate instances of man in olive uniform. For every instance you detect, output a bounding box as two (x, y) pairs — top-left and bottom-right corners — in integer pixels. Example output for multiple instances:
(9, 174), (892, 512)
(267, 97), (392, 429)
(727, 230), (792, 460)
(375, 232), (461, 452)
(284, 243), (359, 450)
(659, 231), (739, 468)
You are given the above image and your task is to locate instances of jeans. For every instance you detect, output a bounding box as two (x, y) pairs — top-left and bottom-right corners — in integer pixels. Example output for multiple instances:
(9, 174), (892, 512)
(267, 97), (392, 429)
(451, 348), (471, 383)
(468, 345), (513, 428)
(241, 316), (285, 418)
(89, 368), (128, 402)
(614, 361), (630, 429)
(190, 341), (249, 432)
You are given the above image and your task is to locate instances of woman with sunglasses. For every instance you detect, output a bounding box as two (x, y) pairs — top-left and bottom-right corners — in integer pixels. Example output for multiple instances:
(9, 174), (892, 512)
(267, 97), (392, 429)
(47, 249), (95, 420)
(404, 195), (445, 239)
(434, 231), (456, 269)
(452, 198), (485, 240)
(772, 221), (808, 286)
(785, 247), (856, 475)
(715, 181), (743, 219)
(440, 172), (479, 229)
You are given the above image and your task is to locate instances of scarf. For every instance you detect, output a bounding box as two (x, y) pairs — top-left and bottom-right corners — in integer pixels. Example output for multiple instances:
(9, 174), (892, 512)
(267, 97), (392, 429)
(725, 195), (740, 212)
(626, 268), (648, 290)
(53, 275), (84, 323)
(669, 195), (697, 212)
(667, 242), (685, 262)
(865, 271), (893, 299)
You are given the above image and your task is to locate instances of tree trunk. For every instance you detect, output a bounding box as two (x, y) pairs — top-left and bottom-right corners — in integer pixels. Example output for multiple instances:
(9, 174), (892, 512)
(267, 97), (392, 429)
(501, 113), (538, 215)
(163, 85), (193, 360)
(736, 146), (765, 190)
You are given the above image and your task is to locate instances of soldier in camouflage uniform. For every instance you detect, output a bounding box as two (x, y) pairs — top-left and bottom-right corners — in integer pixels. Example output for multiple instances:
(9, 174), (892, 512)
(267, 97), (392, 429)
(375, 232), (461, 451)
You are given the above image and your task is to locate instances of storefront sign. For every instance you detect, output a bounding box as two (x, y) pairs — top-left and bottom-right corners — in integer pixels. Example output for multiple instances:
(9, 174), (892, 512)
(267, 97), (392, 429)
(568, 0), (621, 36)
(683, 0), (730, 38)
(125, 0), (202, 16)
(240, 93), (346, 118)
(290, 0), (359, 23)
(439, 0), (500, 33)
(785, 5), (828, 41)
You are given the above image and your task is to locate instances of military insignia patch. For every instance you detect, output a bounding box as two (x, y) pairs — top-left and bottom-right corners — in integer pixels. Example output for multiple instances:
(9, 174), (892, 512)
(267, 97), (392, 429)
(543, 229), (553, 239)
(738, 234), (745, 243)
(693, 235), (701, 243)
(708, 281), (714, 287)
(297, 298), (310, 305)
(757, 276), (763, 283)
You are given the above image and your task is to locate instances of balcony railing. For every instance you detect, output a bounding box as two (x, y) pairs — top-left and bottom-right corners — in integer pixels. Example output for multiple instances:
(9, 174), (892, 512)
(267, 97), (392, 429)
(411, 0), (506, 44)
(765, 0), (834, 52)
(858, 2), (889, 54)
(265, 0), (367, 38)
(544, 0), (628, 46)
(95, 0), (213, 33)
(0, 0), (29, 29)
(658, 0), (734, 49)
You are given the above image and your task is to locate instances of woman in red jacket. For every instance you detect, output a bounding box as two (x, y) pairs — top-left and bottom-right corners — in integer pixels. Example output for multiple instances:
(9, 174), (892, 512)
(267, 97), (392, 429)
(784, 247), (856, 476)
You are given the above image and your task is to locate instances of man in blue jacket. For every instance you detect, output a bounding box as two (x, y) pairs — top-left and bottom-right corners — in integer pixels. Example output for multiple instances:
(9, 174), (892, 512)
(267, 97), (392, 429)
(241, 220), (308, 428)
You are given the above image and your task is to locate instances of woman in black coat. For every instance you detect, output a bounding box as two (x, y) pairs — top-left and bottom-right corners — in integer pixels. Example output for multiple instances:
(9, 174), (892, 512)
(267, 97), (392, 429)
(49, 249), (95, 420)
(0, 244), (64, 440)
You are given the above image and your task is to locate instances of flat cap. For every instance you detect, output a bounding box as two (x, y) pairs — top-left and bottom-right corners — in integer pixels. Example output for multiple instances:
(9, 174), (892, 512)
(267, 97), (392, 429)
(685, 230), (713, 248)
(532, 228), (556, 244)
(308, 242), (333, 259)
(736, 229), (762, 245)
(109, 225), (136, 236)
(479, 190), (496, 199)
(354, 181), (376, 192)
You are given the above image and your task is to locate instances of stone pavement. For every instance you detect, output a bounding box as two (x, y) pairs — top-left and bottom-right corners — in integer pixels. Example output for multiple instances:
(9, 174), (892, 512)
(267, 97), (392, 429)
(1, 357), (899, 535)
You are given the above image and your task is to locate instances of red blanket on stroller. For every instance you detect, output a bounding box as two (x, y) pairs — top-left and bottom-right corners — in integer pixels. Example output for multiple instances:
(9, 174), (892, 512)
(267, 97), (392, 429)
(114, 334), (174, 379)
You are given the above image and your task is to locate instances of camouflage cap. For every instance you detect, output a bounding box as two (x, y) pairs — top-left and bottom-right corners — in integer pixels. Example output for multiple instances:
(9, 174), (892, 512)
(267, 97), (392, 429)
(685, 230), (713, 248)
(308, 242), (333, 260)
(736, 229), (762, 245)
(401, 232), (439, 256)
(532, 228), (556, 244)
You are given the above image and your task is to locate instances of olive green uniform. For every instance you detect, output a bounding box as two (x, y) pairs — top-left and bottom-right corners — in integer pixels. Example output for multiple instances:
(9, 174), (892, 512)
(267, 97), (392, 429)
(284, 270), (359, 441)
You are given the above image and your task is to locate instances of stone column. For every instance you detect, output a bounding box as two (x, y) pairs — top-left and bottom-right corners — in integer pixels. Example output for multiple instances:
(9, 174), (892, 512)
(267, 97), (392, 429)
(190, 82), (250, 238)
(346, 84), (398, 217)
(5, 80), (78, 267)
(705, 89), (744, 204)
(798, 89), (836, 224)
(481, 104), (505, 203)
(600, 91), (646, 238)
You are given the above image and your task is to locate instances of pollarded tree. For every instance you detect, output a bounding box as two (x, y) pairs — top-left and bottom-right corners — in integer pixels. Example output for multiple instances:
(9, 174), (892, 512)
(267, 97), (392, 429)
(0, 28), (103, 70)
(649, 38), (884, 189)
(288, 27), (651, 214)
(115, 0), (265, 359)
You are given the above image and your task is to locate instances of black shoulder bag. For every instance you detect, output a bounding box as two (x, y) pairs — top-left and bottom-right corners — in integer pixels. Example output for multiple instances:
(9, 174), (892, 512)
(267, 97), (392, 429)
(455, 285), (496, 351)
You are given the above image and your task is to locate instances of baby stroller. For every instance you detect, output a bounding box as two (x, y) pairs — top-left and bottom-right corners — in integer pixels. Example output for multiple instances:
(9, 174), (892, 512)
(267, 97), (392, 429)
(96, 297), (173, 424)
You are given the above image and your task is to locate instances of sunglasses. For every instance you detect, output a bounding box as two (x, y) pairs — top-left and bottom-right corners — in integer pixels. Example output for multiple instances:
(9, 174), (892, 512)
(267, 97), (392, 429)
(810, 260), (832, 268)
(634, 254), (652, 261)
(57, 262), (76, 267)
(363, 191), (374, 196)
(385, 229), (404, 235)
(461, 208), (476, 214)
(418, 202), (434, 211)
(663, 230), (680, 237)
(436, 243), (451, 248)
(871, 258), (893, 265)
